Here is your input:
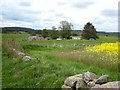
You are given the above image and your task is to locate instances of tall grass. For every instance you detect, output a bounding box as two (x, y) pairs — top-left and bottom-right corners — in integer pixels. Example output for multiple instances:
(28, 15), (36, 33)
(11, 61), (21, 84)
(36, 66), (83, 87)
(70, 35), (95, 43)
(2, 40), (21, 50)
(2, 40), (21, 58)
(55, 48), (119, 72)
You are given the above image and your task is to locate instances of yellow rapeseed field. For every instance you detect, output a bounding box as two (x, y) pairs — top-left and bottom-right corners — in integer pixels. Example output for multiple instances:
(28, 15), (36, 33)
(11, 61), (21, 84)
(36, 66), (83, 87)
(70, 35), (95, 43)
(86, 42), (119, 62)
(86, 42), (119, 55)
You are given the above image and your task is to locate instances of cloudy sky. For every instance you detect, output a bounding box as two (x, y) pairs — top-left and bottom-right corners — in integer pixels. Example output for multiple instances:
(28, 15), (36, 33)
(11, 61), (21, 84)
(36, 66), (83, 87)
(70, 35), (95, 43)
(0, 0), (119, 32)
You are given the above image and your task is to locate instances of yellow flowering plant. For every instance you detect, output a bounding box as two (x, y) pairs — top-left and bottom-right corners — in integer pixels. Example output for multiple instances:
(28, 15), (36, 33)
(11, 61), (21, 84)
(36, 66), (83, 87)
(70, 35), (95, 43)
(86, 42), (119, 63)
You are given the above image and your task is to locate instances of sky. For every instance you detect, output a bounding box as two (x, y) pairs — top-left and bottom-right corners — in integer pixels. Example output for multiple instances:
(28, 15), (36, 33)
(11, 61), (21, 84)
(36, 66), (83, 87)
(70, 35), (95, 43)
(0, 0), (119, 32)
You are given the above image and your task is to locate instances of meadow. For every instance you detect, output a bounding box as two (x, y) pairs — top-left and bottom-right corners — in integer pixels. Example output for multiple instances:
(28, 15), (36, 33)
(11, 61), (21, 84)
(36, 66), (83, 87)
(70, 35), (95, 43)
(2, 33), (119, 88)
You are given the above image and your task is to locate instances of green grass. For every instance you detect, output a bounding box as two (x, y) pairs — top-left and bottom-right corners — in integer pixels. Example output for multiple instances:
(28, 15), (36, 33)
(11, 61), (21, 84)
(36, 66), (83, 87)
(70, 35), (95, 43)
(2, 33), (119, 88)
(2, 33), (30, 41)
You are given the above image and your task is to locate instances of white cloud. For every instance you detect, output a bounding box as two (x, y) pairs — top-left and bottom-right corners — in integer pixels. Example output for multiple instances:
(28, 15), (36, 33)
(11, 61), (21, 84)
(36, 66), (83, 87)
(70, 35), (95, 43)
(0, 0), (119, 32)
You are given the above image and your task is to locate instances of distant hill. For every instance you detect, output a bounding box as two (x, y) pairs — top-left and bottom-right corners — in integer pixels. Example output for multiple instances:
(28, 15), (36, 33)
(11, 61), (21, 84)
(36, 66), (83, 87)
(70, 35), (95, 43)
(1, 27), (35, 33)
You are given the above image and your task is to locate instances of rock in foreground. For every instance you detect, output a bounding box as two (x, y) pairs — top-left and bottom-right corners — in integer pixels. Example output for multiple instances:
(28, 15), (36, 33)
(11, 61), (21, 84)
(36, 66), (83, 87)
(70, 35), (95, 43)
(90, 81), (120, 90)
(62, 72), (120, 90)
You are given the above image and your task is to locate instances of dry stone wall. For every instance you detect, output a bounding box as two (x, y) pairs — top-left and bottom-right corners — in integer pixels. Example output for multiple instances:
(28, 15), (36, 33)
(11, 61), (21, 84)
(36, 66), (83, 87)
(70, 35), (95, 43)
(62, 71), (120, 90)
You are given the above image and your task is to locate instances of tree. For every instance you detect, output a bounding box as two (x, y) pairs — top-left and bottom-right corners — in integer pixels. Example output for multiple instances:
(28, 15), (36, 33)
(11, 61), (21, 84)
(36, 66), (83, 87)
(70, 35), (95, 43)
(81, 22), (98, 40)
(50, 26), (59, 39)
(41, 29), (49, 38)
(52, 26), (56, 30)
(30, 31), (36, 36)
(50, 30), (60, 39)
(59, 21), (73, 39)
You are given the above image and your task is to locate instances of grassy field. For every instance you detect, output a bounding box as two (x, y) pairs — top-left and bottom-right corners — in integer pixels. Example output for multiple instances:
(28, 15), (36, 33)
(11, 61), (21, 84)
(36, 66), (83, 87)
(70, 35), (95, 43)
(2, 33), (119, 88)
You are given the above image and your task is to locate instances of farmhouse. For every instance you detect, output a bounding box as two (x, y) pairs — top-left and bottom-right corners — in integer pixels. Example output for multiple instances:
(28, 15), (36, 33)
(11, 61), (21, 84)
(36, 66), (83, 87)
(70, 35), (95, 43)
(56, 38), (62, 40)
(72, 37), (81, 40)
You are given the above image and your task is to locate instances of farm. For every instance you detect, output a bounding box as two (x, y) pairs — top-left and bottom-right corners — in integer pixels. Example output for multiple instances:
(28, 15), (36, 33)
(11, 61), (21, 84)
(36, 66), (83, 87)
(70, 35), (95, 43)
(2, 33), (119, 88)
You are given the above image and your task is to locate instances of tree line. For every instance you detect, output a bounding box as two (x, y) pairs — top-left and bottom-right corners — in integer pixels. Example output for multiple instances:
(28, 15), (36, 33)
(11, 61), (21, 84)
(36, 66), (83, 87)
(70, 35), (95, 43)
(2, 21), (98, 40)
(40, 21), (98, 40)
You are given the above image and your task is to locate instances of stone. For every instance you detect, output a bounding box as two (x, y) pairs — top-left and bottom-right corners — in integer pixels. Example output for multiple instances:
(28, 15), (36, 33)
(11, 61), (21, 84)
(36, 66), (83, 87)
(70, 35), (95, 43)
(87, 81), (96, 87)
(62, 72), (120, 90)
(82, 71), (98, 84)
(74, 74), (83, 78)
(17, 52), (26, 58)
(22, 56), (32, 61)
(75, 78), (84, 89)
(12, 49), (16, 51)
(12, 48), (35, 61)
(100, 81), (120, 89)
(90, 84), (101, 90)
(90, 81), (120, 90)
(64, 76), (84, 88)
(61, 85), (72, 90)
(64, 76), (79, 87)
(95, 75), (109, 84)
(13, 49), (26, 58)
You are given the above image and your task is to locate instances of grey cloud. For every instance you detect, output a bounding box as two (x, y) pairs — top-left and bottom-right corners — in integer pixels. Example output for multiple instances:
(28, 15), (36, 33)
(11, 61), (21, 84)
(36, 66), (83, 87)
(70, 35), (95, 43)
(2, 7), (41, 22)
(56, 13), (64, 17)
(55, 13), (65, 17)
(3, 13), (36, 22)
(19, 1), (31, 7)
(43, 18), (54, 22)
(57, 2), (67, 6)
(93, 19), (105, 25)
(1, 0), (41, 22)
(102, 9), (118, 17)
(72, 1), (94, 8)
(55, 13), (68, 19)
(92, 18), (118, 32)
(58, 1), (94, 8)
(48, 10), (56, 13)
(31, 22), (43, 29)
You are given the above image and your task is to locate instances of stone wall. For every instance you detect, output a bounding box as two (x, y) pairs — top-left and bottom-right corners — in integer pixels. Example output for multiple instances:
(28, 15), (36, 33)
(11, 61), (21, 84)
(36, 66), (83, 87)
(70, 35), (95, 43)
(12, 49), (34, 61)
(62, 71), (120, 90)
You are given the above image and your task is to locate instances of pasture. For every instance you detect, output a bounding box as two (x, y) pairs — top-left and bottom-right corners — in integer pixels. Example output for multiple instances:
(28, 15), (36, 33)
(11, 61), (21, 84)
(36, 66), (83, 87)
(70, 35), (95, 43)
(2, 33), (119, 88)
